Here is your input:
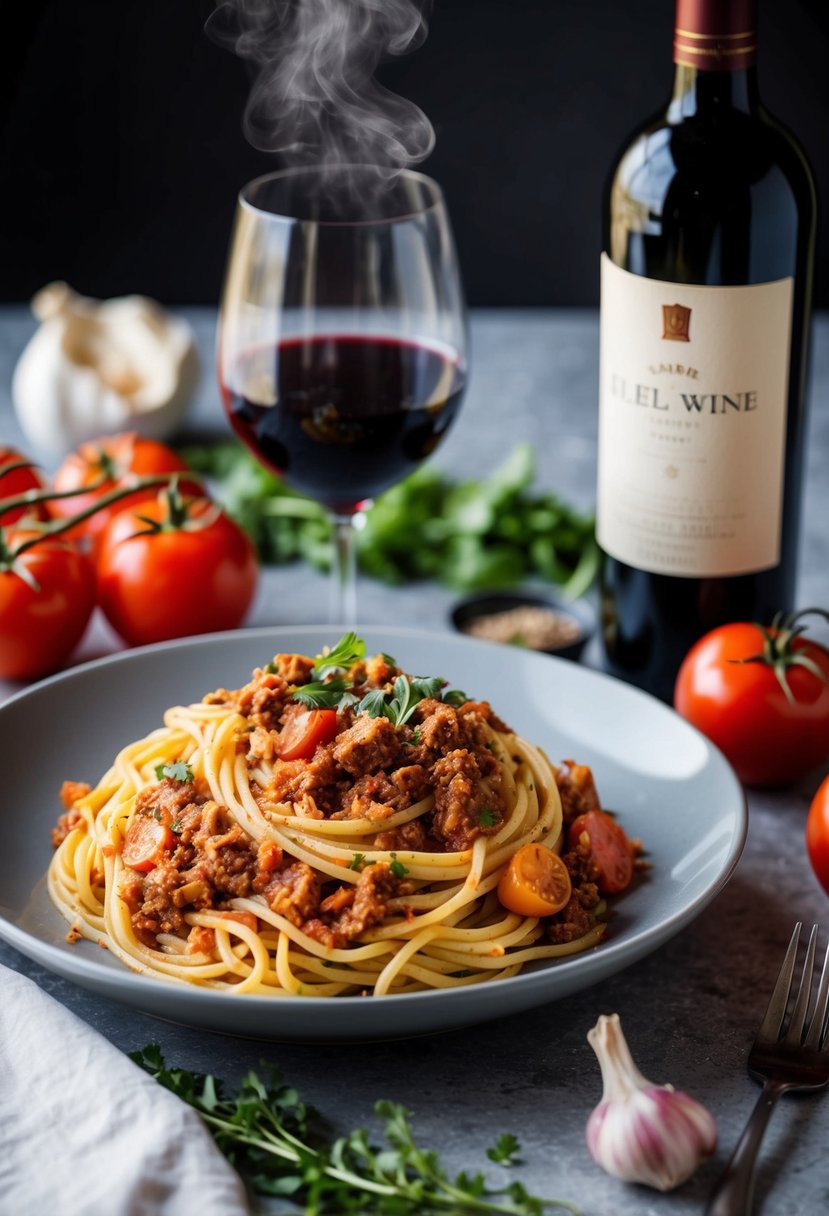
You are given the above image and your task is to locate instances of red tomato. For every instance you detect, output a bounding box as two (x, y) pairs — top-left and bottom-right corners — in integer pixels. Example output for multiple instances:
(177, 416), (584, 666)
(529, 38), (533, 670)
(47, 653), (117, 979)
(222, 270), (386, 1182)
(0, 532), (96, 679)
(122, 815), (175, 872)
(96, 494), (258, 646)
(51, 432), (199, 545)
(568, 809), (634, 895)
(806, 776), (829, 898)
(0, 446), (50, 526)
(497, 844), (572, 917)
(674, 619), (829, 787)
(277, 709), (339, 760)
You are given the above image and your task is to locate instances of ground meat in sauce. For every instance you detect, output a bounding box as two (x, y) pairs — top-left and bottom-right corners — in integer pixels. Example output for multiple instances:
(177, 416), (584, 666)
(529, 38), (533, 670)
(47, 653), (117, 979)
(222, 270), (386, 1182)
(51, 780), (92, 846)
(554, 760), (601, 825)
(303, 862), (398, 949)
(55, 650), (624, 958)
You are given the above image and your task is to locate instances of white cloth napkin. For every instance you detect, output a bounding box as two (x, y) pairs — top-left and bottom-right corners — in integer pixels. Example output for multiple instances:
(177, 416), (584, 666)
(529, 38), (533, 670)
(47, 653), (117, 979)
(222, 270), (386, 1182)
(0, 964), (250, 1216)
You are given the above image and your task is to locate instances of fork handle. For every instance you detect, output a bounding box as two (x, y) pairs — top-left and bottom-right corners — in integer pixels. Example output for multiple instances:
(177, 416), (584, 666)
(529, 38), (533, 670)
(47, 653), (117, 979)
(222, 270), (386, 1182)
(705, 1080), (787, 1216)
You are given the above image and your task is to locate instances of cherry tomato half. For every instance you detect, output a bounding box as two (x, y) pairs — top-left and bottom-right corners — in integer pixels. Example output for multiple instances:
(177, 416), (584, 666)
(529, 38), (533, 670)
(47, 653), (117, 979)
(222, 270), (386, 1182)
(497, 844), (572, 917)
(568, 808), (634, 895)
(96, 494), (258, 646)
(674, 621), (829, 787)
(0, 532), (96, 680)
(277, 709), (339, 761)
(51, 432), (199, 546)
(806, 776), (829, 898)
(122, 815), (176, 872)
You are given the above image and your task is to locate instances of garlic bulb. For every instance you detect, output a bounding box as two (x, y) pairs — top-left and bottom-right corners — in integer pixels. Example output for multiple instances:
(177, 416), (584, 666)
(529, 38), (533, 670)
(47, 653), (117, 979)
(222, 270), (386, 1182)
(12, 282), (199, 458)
(586, 1013), (717, 1192)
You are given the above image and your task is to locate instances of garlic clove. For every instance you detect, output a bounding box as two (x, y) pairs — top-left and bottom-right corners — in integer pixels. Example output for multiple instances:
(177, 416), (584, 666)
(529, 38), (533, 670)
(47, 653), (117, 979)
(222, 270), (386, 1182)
(586, 1013), (717, 1192)
(12, 282), (199, 458)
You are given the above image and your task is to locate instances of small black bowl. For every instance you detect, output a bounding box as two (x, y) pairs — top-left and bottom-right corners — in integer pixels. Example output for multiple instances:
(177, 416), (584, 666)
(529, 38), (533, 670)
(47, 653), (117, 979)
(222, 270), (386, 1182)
(450, 590), (596, 663)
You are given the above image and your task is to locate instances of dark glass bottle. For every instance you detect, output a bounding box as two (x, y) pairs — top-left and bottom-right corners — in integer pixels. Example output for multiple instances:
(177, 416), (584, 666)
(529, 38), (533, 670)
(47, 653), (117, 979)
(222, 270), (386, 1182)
(597, 0), (817, 702)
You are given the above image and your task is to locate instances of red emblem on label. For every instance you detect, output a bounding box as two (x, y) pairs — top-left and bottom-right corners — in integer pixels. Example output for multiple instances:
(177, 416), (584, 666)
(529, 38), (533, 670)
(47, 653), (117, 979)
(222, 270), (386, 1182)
(662, 303), (691, 342)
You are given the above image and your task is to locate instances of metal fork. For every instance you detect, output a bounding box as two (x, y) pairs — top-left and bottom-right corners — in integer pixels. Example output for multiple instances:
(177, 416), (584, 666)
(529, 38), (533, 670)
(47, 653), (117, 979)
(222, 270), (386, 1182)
(706, 922), (829, 1216)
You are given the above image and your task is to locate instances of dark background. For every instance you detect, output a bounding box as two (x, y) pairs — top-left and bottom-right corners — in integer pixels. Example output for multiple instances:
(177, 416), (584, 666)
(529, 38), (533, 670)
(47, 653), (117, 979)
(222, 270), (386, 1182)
(2, 0), (827, 308)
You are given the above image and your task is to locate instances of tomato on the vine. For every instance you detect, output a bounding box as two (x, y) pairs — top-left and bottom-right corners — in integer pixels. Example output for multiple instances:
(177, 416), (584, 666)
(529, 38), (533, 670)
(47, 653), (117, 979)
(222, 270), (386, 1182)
(0, 530), (96, 680)
(96, 486), (258, 646)
(674, 612), (829, 787)
(51, 432), (200, 545)
(806, 776), (829, 898)
(0, 446), (50, 526)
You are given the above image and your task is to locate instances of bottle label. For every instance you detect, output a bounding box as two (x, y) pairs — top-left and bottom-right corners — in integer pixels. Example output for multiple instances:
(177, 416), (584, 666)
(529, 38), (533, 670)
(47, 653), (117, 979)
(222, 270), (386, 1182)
(597, 254), (793, 578)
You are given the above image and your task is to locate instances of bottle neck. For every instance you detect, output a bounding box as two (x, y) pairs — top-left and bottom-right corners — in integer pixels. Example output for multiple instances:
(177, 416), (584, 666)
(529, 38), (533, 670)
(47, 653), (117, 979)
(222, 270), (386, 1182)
(669, 63), (759, 119)
(670, 0), (759, 117)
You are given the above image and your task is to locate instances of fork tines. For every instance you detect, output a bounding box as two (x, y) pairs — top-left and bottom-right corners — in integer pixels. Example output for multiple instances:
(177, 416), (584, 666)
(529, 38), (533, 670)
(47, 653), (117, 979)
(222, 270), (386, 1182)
(758, 922), (829, 1050)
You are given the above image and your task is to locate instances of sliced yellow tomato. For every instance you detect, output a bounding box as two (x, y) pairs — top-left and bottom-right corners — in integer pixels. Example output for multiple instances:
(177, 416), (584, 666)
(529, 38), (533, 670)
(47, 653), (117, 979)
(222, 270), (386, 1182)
(497, 844), (572, 917)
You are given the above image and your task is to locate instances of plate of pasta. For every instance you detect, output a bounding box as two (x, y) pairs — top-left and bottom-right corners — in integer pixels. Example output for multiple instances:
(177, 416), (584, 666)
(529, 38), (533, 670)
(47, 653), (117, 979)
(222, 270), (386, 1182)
(0, 625), (745, 1040)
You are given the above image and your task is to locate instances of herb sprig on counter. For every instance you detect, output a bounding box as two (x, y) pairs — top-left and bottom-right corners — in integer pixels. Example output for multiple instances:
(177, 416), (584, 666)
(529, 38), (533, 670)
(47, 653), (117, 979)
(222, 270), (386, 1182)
(180, 441), (598, 596)
(131, 1046), (579, 1215)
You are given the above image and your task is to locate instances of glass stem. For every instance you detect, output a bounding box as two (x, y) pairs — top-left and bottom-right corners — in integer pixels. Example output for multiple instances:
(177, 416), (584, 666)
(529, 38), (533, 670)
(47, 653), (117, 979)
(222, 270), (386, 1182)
(329, 511), (364, 625)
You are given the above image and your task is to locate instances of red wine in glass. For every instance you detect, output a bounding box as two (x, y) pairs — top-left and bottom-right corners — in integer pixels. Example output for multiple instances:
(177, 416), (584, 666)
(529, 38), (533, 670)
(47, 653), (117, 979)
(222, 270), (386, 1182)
(223, 334), (466, 516)
(218, 165), (468, 623)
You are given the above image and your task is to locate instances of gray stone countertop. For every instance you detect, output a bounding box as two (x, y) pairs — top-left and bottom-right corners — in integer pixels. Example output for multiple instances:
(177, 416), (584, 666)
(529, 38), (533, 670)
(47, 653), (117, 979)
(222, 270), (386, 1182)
(2, 306), (829, 1215)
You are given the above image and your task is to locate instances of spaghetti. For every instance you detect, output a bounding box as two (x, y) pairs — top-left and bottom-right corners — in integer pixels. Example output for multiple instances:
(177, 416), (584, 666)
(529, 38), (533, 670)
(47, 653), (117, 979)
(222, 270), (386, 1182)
(48, 636), (629, 997)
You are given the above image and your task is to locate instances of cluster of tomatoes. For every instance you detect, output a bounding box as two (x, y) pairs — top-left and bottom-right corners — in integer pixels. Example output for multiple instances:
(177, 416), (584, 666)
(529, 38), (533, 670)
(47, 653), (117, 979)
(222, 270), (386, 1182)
(0, 434), (258, 682)
(673, 615), (829, 899)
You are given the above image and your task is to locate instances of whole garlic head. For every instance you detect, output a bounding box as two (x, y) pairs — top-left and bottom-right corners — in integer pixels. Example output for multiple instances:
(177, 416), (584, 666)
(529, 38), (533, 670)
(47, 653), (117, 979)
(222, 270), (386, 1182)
(586, 1013), (717, 1192)
(12, 282), (199, 458)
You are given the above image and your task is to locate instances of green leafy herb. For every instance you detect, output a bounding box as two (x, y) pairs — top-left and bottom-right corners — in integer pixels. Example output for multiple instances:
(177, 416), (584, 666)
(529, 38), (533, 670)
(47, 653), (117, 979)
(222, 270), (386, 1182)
(487, 1134), (522, 1166)
(348, 853), (365, 872)
(293, 678), (351, 710)
(180, 440), (598, 596)
(131, 1046), (577, 1214)
(389, 853), (409, 879)
(170, 820), (183, 836)
(155, 761), (194, 784)
(479, 808), (498, 829)
(442, 689), (468, 707)
(313, 632), (366, 679)
(360, 673), (467, 728)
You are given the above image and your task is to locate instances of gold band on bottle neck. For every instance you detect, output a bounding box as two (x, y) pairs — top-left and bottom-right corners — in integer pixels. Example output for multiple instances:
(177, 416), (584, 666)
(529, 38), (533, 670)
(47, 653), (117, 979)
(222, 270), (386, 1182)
(674, 28), (756, 71)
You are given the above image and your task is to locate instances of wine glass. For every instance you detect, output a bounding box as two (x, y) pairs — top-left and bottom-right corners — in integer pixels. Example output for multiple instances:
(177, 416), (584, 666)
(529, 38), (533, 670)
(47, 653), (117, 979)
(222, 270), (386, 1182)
(217, 164), (468, 624)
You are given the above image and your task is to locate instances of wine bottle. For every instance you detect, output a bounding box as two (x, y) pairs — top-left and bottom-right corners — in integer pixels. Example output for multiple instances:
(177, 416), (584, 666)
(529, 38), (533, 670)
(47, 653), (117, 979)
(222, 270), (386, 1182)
(596, 0), (817, 702)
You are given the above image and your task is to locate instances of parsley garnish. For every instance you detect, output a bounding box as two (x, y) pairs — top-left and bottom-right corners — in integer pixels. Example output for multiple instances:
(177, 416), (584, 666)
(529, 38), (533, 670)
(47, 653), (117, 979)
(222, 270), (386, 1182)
(479, 808), (498, 828)
(155, 761), (194, 783)
(358, 674), (469, 727)
(443, 688), (468, 707)
(389, 852), (409, 878)
(170, 820), (183, 836)
(293, 677), (352, 710)
(312, 632), (366, 679)
(291, 636), (470, 726)
(131, 1046), (576, 1214)
(263, 660), (277, 674)
(348, 853), (365, 871)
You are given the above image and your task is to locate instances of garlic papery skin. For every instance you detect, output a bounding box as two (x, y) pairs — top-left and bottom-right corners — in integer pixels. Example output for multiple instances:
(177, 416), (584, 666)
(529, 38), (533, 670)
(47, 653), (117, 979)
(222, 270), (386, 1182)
(586, 1013), (717, 1192)
(12, 282), (199, 458)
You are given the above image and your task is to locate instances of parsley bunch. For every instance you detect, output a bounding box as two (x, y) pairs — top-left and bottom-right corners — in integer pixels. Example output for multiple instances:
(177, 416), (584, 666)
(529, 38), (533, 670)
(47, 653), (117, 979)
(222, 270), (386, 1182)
(132, 1046), (578, 1215)
(181, 441), (598, 597)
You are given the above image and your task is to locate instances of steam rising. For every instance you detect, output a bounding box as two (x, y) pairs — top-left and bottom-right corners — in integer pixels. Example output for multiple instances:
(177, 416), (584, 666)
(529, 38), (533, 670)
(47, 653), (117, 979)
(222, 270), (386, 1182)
(209, 0), (435, 169)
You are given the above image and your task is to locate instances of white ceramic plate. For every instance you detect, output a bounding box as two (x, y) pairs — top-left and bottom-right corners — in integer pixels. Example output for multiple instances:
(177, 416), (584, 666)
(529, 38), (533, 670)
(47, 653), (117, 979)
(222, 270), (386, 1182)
(0, 626), (746, 1040)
